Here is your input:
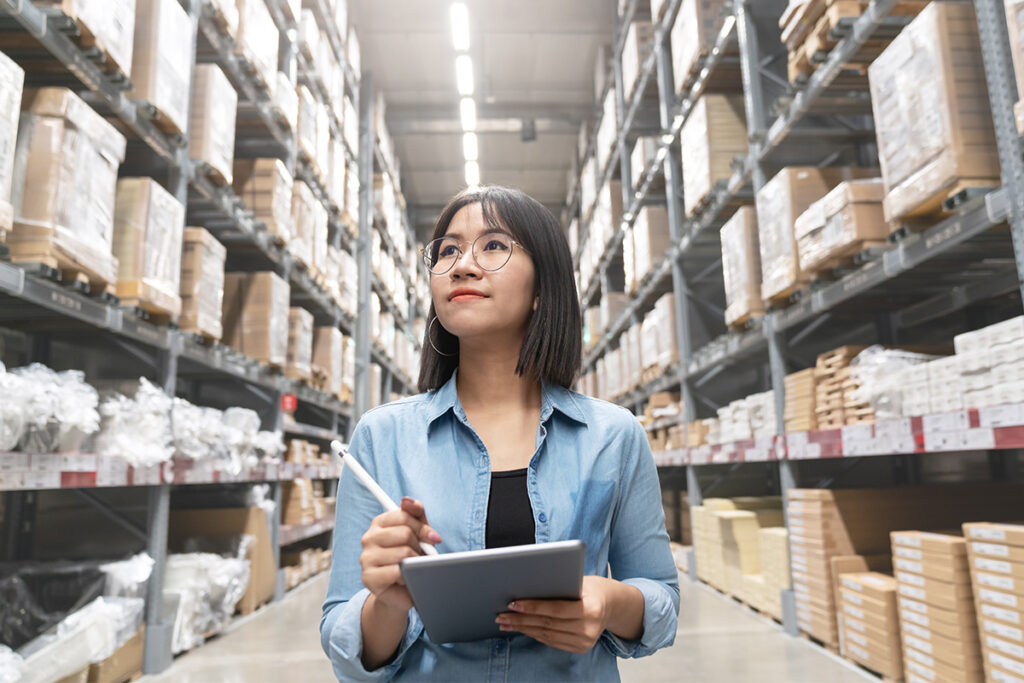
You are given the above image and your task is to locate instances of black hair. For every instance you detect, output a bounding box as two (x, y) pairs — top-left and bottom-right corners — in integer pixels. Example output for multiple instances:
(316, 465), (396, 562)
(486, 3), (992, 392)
(417, 185), (582, 392)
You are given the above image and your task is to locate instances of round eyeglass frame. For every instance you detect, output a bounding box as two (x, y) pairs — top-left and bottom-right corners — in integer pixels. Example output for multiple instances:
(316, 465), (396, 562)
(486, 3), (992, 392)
(419, 232), (530, 275)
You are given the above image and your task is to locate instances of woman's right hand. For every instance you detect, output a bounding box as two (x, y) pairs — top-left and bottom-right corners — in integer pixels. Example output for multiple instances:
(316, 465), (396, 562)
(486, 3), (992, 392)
(360, 496), (442, 614)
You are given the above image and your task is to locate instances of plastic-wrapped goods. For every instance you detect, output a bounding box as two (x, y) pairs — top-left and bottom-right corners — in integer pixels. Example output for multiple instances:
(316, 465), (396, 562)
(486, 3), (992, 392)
(10, 364), (99, 454)
(179, 227), (226, 341)
(163, 553), (250, 654)
(0, 363), (26, 451)
(37, 0), (135, 79)
(339, 248), (357, 316)
(189, 64), (238, 186)
(347, 24), (361, 80)
(0, 646), (22, 683)
(10, 88), (127, 286)
(343, 159), (360, 231)
(286, 307), (314, 382)
(233, 158), (294, 244)
(794, 179), (887, 274)
(298, 9), (319, 59)
(630, 206), (671, 293)
(671, 0), (729, 92)
(622, 21), (655, 101)
(849, 346), (942, 419)
(595, 89), (618, 175)
(95, 378), (173, 466)
(653, 294), (680, 370)
(682, 95), (747, 217)
(207, 0), (239, 37)
(112, 178), (185, 320)
(171, 400), (222, 461)
(312, 194), (329, 277)
(313, 326), (343, 397)
(0, 52), (24, 237)
(328, 136), (346, 210)
(235, 0), (279, 94)
(273, 71), (298, 133)
(290, 180), (317, 270)
(296, 85), (318, 168)
(0, 563), (105, 650)
(341, 334), (355, 400)
(130, 0), (192, 136)
(369, 363), (382, 409)
(720, 207), (764, 327)
(221, 271), (290, 367)
(100, 553), (154, 600)
(757, 167), (874, 303)
(868, 2), (1000, 222)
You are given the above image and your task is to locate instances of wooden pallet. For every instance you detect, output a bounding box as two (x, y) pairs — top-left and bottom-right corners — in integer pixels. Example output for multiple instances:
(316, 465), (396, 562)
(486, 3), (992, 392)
(887, 178), (1002, 231)
(764, 280), (807, 307)
(117, 281), (181, 323)
(799, 630), (841, 655)
(180, 328), (220, 346)
(9, 243), (115, 298)
(726, 309), (765, 331)
(286, 363), (313, 383)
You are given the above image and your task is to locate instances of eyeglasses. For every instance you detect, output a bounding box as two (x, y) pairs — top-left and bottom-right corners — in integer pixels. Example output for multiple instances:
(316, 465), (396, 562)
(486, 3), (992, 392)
(420, 231), (530, 275)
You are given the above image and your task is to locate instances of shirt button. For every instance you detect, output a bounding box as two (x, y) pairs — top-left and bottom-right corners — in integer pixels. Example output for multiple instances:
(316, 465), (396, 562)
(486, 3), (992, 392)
(538, 512), (547, 523)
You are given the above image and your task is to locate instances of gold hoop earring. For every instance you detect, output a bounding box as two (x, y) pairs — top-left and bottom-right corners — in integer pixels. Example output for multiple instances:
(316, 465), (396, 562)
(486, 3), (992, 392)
(428, 316), (457, 357)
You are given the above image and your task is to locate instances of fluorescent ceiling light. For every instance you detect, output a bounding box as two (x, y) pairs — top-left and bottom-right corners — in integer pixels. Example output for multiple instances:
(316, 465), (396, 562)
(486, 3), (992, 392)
(450, 3), (470, 51)
(455, 55), (474, 96)
(465, 160), (480, 187)
(460, 98), (477, 131)
(463, 132), (478, 161)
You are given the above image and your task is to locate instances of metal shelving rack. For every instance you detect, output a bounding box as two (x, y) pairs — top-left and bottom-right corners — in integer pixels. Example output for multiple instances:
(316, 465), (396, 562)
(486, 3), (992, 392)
(0, 0), (423, 673)
(573, 0), (1024, 642)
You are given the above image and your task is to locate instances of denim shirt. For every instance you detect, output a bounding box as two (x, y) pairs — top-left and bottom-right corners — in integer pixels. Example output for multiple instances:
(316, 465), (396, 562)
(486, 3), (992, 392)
(320, 372), (680, 682)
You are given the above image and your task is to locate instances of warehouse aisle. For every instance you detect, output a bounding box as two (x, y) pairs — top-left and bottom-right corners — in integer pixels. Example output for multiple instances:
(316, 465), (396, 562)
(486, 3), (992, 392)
(142, 572), (871, 682)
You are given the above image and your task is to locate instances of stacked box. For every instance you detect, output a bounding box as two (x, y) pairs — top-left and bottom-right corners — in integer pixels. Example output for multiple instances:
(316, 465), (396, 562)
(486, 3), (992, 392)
(720, 207), (764, 328)
(234, 159), (294, 244)
(963, 523), (1024, 682)
(784, 368), (817, 432)
(0, 52), (24, 240)
(837, 573), (903, 679)
(718, 509), (785, 602)
(38, 0), (135, 78)
(627, 206), (671, 294)
(111, 178), (185, 319)
(273, 71), (299, 133)
(130, 0), (192, 135)
(670, 0), (729, 92)
(281, 479), (315, 526)
(286, 307), (314, 382)
(290, 180), (317, 271)
(757, 167), (874, 303)
(222, 271), (290, 367)
(760, 527), (791, 619)
(312, 326), (343, 398)
(235, 0), (279, 93)
(682, 95), (747, 217)
(869, 2), (1000, 223)
(952, 316), (1024, 411)
(891, 530), (984, 683)
(686, 420), (710, 447)
(814, 346), (867, 429)
(297, 85), (319, 171)
(179, 227), (226, 341)
(10, 88), (127, 286)
(622, 21), (655, 102)
(692, 497), (782, 591)
(189, 64), (238, 186)
(794, 179), (887, 275)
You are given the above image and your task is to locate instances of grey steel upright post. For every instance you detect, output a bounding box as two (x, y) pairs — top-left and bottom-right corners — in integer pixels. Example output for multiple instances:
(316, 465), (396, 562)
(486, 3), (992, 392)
(355, 75), (375, 420)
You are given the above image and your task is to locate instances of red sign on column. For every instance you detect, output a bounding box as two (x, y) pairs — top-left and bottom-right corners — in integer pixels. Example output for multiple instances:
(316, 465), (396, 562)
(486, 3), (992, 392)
(281, 393), (298, 411)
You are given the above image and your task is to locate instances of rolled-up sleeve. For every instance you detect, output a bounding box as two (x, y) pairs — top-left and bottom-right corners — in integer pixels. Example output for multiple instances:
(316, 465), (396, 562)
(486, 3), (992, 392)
(319, 418), (425, 680)
(600, 419), (680, 659)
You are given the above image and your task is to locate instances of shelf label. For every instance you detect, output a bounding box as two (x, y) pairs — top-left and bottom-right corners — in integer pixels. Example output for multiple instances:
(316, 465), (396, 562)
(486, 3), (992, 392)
(281, 393), (298, 412)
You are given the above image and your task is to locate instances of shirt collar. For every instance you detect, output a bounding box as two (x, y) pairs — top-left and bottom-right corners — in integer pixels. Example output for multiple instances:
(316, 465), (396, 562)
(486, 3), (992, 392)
(425, 369), (588, 427)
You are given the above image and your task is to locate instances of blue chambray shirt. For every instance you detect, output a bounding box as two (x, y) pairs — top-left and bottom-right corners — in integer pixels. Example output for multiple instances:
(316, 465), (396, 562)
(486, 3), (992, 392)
(320, 371), (680, 682)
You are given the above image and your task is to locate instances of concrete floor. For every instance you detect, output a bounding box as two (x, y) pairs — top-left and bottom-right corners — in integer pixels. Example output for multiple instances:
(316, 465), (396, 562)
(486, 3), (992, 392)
(143, 572), (874, 682)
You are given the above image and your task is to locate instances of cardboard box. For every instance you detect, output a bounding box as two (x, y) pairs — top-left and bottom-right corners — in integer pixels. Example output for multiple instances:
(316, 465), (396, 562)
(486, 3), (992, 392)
(290, 180), (317, 270)
(973, 556), (1024, 582)
(169, 507), (276, 615)
(904, 656), (985, 683)
(222, 271), (290, 367)
(894, 553), (971, 584)
(893, 530), (969, 556)
(721, 207), (765, 327)
(189, 64), (237, 185)
(234, 159), (294, 244)
(130, 0), (192, 135)
(235, 0), (279, 92)
(795, 178), (887, 273)
(38, 0), (135, 79)
(286, 307), (313, 381)
(10, 88), (126, 285)
(869, 2), (1001, 222)
(622, 21), (655, 101)
(179, 227), (226, 341)
(112, 177), (185, 319)
(681, 95), (747, 217)
(965, 523), (1024, 548)
(0, 51), (24, 236)
(312, 326), (343, 397)
(628, 206), (671, 292)
(670, 0), (730, 92)
(87, 625), (144, 683)
(900, 595), (978, 629)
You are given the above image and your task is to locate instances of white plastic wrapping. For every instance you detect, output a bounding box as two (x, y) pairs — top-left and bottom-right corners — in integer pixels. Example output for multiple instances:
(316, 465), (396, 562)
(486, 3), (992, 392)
(95, 378), (173, 466)
(37, 1), (135, 79)
(0, 51), (24, 232)
(11, 364), (99, 453)
(849, 345), (942, 419)
(286, 307), (314, 380)
(0, 362), (26, 451)
(622, 21), (655, 101)
(189, 63), (237, 185)
(163, 553), (250, 654)
(100, 553), (154, 599)
(0, 646), (22, 683)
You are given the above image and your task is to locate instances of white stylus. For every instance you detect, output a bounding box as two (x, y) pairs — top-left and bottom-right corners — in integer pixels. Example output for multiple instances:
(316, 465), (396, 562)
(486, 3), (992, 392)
(331, 440), (439, 555)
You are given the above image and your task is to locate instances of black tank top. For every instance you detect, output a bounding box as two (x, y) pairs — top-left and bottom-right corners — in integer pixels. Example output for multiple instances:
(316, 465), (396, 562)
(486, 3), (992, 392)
(485, 468), (536, 549)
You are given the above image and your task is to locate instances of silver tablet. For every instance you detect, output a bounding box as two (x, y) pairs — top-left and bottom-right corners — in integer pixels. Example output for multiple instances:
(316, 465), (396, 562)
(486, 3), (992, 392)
(399, 539), (585, 644)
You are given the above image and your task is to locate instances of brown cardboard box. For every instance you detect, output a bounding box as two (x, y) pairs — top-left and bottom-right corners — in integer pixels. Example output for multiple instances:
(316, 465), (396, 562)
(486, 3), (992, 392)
(282, 479), (316, 526)
(982, 633), (1024, 667)
(974, 568), (1024, 599)
(979, 601), (1024, 629)
(845, 640), (902, 679)
(621, 21), (655, 101)
(222, 271), (290, 367)
(900, 595), (978, 628)
(0, 51), (23, 237)
(628, 206), (672, 292)
(179, 227), (226, 341)
(37, 1), (135, 79)
(681, 95), (747, 217)
(312, 326), (343, 397)
(112, 177), (185, 319)
(970, 540), (1024, 564)
(904, 627), (982, 670)
(189, 64), (237, 185)
(894, 552), (970, 583)
(130, 0), (192, 135)
(965, 523), (1024, 549)
(983, 648), (1024, 680)
(721, 207), (765, 328)
(795, 179), (887, 274)
(972, 556), (1024, 583)
(234, 158), (294, 243)
(869, 2), (1001, 222)
(169, 507), (276, 615)
(87, 625), (144, 683)
(901, 609), (980, 645)
(10, 88), (126, 286)
(905, 653), (985, 683)
(286, 307), (314, 382)
(980, 617), (1024, 649)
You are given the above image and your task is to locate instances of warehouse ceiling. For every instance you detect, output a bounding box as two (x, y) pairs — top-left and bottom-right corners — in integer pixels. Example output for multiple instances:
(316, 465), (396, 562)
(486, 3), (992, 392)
(351, 0), (616, 242)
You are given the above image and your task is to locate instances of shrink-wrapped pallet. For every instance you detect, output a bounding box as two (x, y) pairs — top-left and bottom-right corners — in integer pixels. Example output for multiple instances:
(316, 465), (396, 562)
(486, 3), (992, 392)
(794, 179), (887, 274)
(0, 51), (24, 239)
(286, 307), (314, 382)
(37, 0), (136, 77)
(313, 326), (343, 398)
(112, 178), (185, 319)
(720, 207), (763, 328)
(670, 0), (730, 92)
(234, 159), (294, 244)
(189, 64), (238, 186)
(10, 88), (127, 286)
(290, 180), (317, 272)
(130, 0), (192, 135)
(179, 227), (226, 341)
(222, 272), (290, 367)
(236, 0), (279, 94)
(628, 206), (671, 293)
(868, 2), (1000, 222)
(682, 95), (747, 217)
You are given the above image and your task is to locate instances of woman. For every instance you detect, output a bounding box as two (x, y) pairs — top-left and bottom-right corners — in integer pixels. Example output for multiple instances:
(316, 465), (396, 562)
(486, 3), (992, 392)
(320, 186), (679, 681)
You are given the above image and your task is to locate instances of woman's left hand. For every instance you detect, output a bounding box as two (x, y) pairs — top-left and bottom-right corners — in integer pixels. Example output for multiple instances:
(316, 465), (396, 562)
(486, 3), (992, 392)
(494, 575), (617, 653)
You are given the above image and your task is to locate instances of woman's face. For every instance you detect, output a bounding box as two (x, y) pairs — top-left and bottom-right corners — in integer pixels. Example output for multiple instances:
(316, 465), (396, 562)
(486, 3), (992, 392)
(430, 202), (536, 344)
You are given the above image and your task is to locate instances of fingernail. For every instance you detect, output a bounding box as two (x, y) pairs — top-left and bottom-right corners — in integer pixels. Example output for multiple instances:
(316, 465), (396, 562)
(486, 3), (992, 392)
(495, 616), (508, 625)
(428, 531), (442, 543)
(499, 625), (511, 631)
(508, 602), (521, 612)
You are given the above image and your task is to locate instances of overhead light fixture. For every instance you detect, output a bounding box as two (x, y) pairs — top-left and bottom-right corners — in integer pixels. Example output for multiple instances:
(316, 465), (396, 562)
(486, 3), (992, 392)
(462, 132), (478, 161)
(465, 160), (480, 187)
(455, 55), (474, 96)
(460, 97), (477, 131)
(450, 3), (470, 51)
